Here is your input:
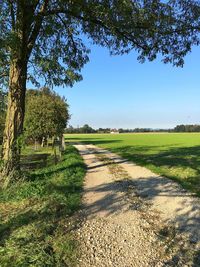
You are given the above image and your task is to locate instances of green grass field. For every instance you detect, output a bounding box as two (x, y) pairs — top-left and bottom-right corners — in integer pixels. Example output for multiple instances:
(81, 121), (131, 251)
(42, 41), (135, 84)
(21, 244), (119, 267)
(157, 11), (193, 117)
(65, 133), (200, 196)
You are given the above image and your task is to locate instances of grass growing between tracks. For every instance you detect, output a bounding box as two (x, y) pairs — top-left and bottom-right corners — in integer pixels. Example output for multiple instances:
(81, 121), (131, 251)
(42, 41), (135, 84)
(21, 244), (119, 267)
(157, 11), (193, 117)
(0, 145), (86, 267)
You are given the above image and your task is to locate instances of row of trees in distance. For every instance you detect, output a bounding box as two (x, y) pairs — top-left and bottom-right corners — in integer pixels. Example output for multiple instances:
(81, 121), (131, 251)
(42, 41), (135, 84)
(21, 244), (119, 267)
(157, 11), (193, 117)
(118, 126), (200, 133)
(65, 125), (200, 134)
(173, 125), (200, 132)
(65, 124), (96, 134)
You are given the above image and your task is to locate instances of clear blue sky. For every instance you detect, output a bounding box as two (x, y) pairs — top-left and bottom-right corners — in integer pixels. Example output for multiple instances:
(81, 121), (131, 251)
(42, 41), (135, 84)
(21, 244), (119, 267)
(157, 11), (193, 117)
(55, 44), (200, 129)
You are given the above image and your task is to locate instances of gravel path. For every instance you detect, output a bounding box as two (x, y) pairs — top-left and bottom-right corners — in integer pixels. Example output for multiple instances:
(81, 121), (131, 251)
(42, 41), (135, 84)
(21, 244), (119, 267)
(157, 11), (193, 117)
(74, 144), (200, 267)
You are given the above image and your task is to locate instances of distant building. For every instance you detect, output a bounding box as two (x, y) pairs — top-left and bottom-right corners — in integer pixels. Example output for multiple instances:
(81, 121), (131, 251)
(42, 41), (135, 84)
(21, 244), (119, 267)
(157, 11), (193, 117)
(110, 129), (119, 134)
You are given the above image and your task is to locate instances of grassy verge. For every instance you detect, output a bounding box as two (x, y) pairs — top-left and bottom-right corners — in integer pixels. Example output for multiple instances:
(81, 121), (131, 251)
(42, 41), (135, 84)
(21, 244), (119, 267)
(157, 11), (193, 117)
(0, 145), (86, 267)
(65, 133), (200, 196)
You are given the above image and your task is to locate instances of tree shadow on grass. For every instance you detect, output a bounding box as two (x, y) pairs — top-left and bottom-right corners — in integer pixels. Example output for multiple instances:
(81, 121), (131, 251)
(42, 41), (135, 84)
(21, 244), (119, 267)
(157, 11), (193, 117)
(111, 145), (200, 196)
(65, 138), (122, 146)
(65, 137), (103, 140)
(29, 161), (86, 181)
(113, 145), (200, 171)
(21, 153), (50, 170)
(0, 176), (83, 246)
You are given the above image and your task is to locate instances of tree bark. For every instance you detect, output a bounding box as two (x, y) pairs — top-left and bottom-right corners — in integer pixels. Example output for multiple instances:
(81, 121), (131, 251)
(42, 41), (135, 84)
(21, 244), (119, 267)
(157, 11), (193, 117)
(0, 2), (46, 183)
(1, 59), (27, 176)
(61, 134), (66, 152)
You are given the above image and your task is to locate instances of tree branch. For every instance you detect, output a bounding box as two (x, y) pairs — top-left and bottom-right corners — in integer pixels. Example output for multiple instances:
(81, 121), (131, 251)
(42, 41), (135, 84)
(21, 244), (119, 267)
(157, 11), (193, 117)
(56, 14), (78, 55)
(42, 8), (149, 51)
(0, 72), (9, 78)
(8, 0), (16, 30)
(27, 0), (49, 58)
(43, 7), (200, 40)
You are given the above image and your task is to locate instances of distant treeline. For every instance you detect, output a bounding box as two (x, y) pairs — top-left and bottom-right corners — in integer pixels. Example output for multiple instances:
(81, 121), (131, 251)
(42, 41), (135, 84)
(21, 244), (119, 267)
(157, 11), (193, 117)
(173, 124), (200, 132)
(65, 124), (200, 134)
(118, 128), (170, 133)
(65, 125), (171, 134)
(120, 125), (200, 132)
(65, 124), (97, 134)
(65, 125), (113, 134)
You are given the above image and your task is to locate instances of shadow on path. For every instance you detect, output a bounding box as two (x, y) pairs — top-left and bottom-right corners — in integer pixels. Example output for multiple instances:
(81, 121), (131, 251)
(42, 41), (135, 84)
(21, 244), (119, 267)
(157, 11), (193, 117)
(77, 144), (200, 266)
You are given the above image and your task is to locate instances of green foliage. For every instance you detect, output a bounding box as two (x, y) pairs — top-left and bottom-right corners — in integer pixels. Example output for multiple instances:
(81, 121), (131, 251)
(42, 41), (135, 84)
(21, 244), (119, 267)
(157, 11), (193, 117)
(0, 145), (86, 266)
(24, 87), (69, 142)
(79, 124), (96, 133)
(65, 124), (96, 134)
(65, 133), (200, 196)
(174, 124), (200, 132)
(0, 1), (200, 88)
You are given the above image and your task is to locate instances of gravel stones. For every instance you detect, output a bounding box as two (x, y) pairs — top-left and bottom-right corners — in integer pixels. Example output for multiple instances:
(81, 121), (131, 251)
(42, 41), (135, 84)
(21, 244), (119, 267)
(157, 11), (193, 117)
(76, 217), (165, 267)
(74, 144), (200, 267)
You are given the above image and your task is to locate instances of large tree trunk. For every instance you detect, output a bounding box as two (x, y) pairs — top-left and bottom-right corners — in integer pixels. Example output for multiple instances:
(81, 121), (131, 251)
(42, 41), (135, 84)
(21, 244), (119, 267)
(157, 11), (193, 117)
(1, 59), (27, 177)
(0, 2), (45, 185)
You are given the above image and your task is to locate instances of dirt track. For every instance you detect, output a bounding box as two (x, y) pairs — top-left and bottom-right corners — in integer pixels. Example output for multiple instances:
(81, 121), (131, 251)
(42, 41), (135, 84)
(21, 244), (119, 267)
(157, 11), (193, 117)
(75, 144), (200, 267)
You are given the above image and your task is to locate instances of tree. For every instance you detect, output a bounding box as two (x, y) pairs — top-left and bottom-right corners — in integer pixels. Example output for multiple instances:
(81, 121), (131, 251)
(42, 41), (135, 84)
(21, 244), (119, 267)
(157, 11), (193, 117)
(0, 90), (7, 145)
(173, 124), (200, 132)
(79, 124), (96, 133)
(65, 124), (96, 134)
(0, 1), (200, 178)
(24, 88), (69, 143)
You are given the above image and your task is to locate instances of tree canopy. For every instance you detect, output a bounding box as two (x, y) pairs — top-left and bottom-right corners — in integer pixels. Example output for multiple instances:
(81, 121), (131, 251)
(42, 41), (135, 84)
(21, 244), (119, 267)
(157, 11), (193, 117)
(174, 124), (200, 132)
(65, 124), (96, 134)
(24, 88), (69, 142)
(1, 0), (200, 89)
